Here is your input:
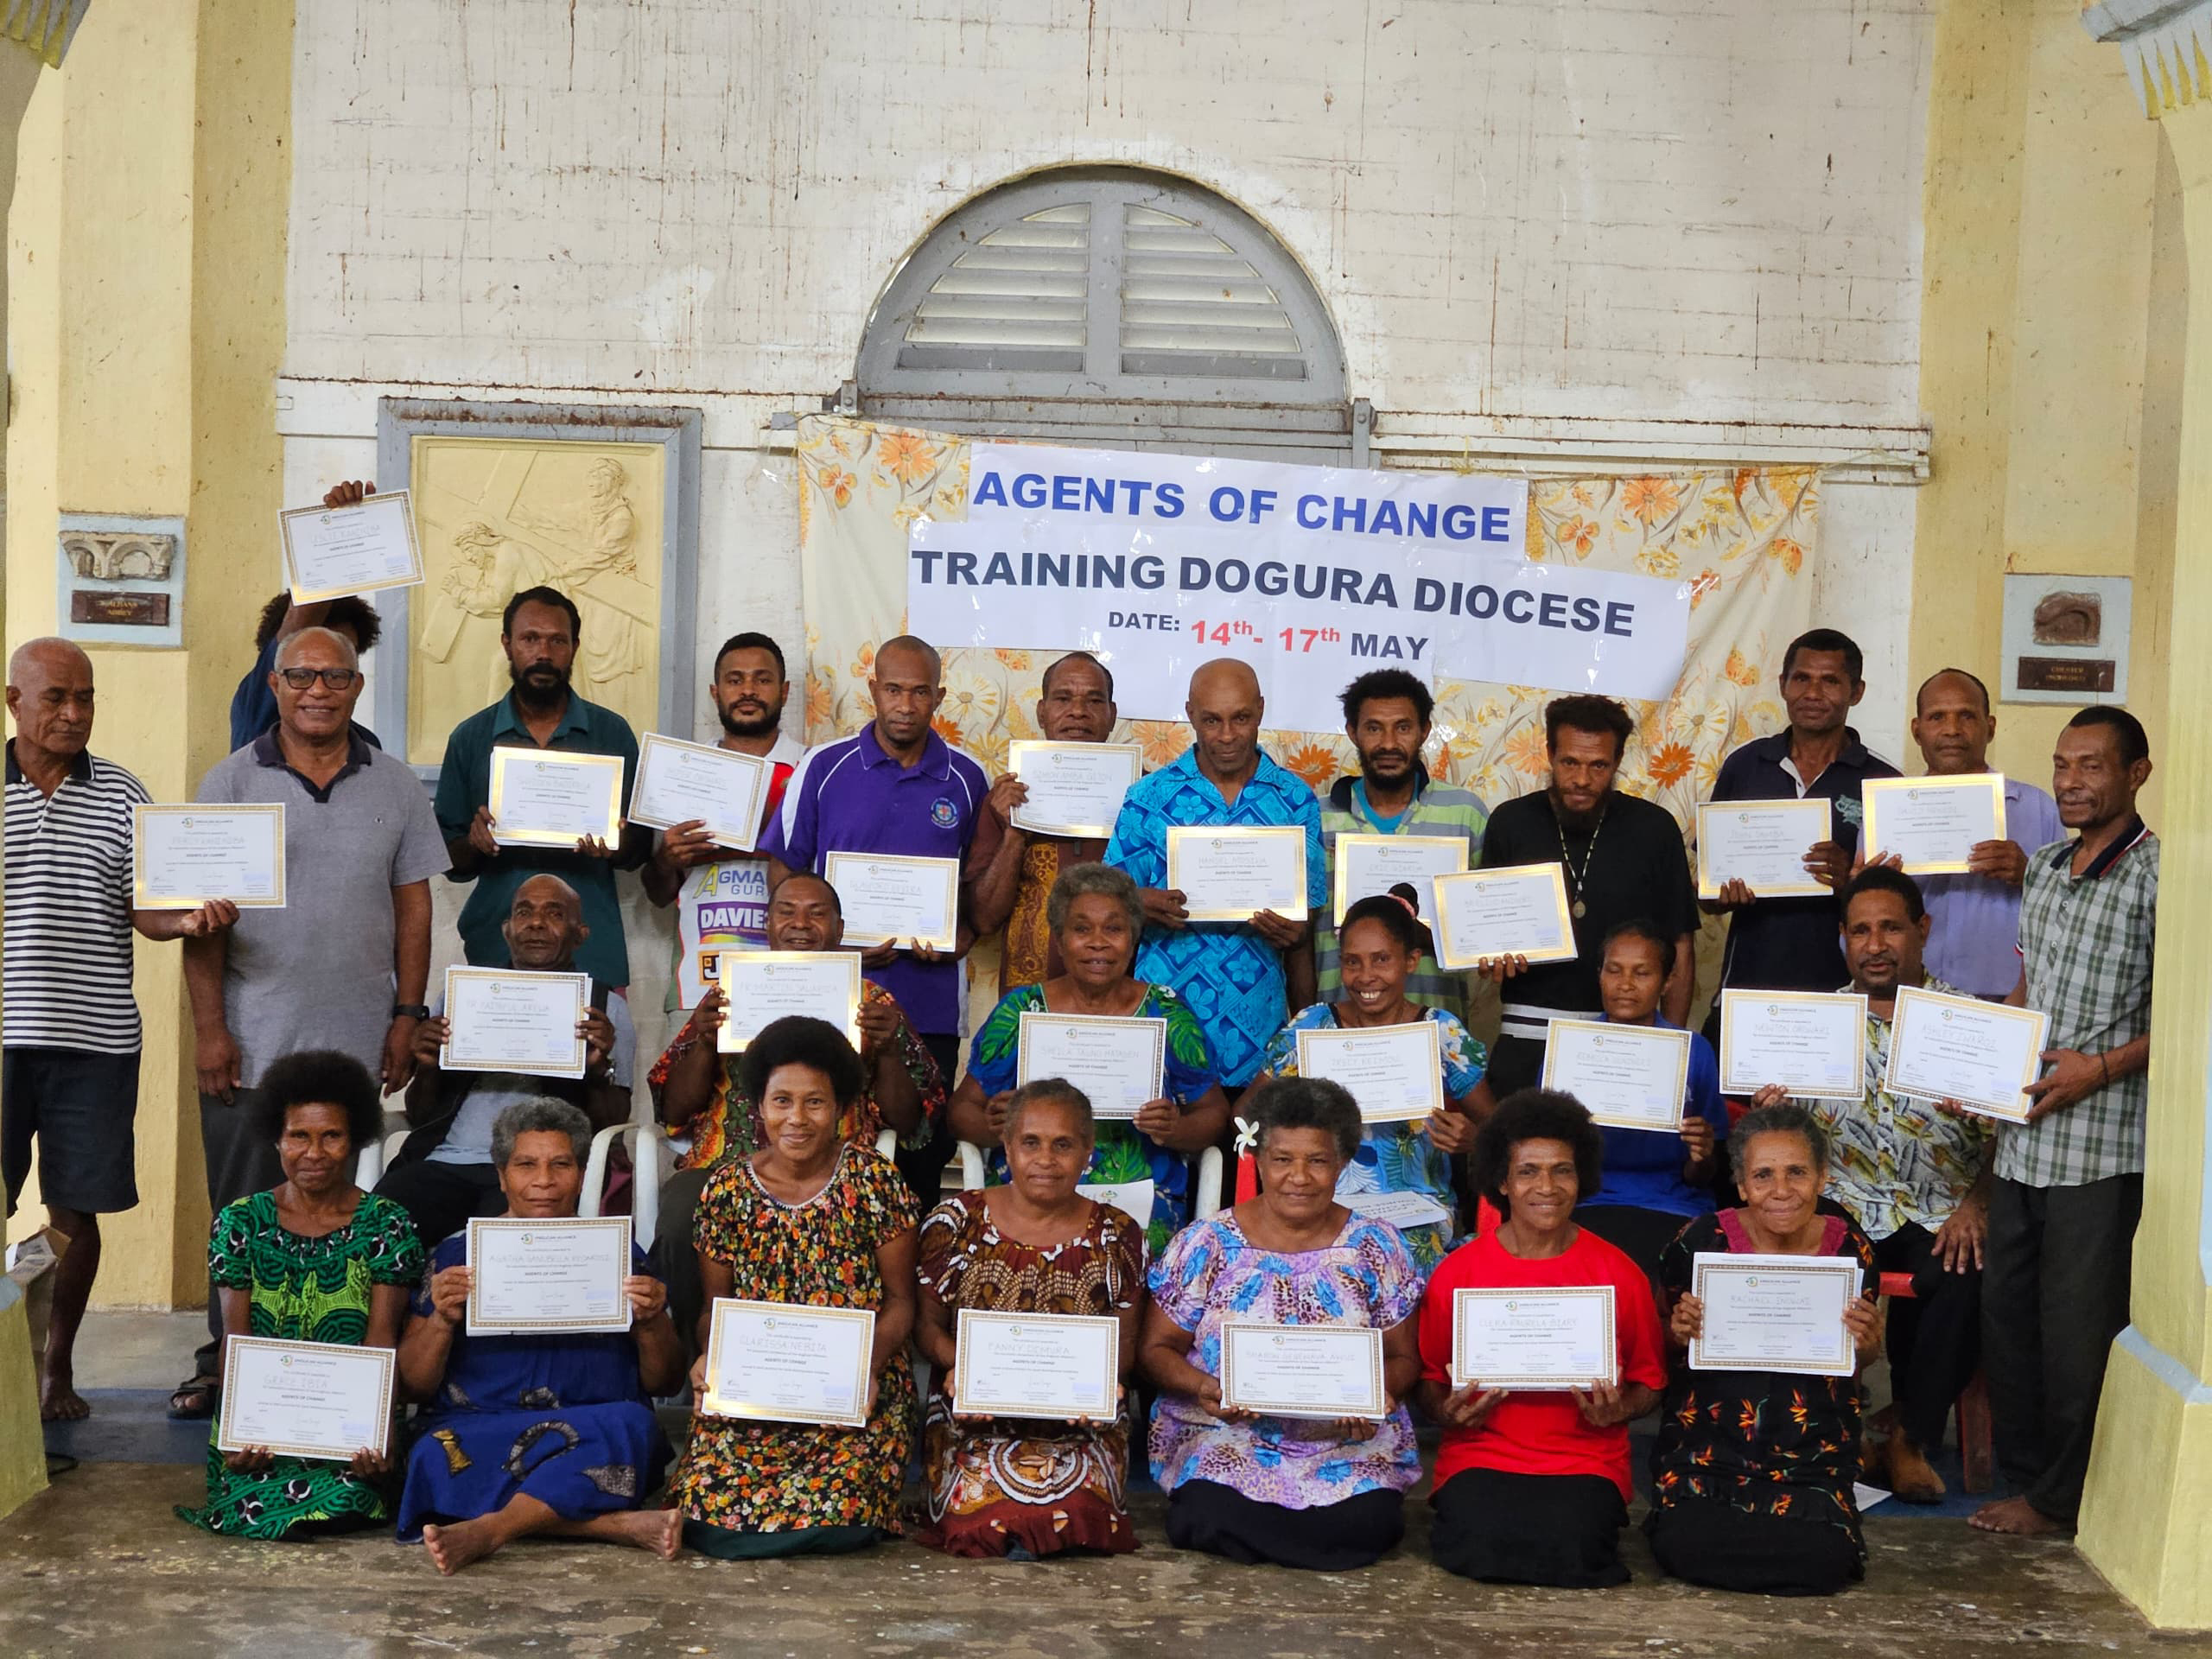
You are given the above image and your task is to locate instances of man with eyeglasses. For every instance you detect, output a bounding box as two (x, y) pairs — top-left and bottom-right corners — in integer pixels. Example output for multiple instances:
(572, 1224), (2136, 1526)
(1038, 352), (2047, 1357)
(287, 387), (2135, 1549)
(172, 624), (448, 1421)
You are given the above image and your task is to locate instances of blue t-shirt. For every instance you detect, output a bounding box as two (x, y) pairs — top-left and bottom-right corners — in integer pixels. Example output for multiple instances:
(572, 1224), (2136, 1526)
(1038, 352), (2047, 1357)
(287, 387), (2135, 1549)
(1582, 1014), (1726, 1218)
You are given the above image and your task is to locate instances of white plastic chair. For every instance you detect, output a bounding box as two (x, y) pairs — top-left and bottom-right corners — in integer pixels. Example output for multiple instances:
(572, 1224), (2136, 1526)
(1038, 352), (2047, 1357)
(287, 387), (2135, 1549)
(581, 1122), (661, 1251)
(956, 1140), (988, 1190)
(1194, 1147), (1225, 1219)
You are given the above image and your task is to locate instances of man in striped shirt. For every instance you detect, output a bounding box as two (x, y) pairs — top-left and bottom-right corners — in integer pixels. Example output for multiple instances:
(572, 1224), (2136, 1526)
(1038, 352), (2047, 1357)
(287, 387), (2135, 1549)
(3, 638), (235, 1421)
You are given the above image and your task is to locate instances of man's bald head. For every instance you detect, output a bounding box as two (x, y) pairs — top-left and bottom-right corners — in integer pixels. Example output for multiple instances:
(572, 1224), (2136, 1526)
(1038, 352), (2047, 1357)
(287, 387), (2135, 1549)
(875, 635), (943, 684)
(8, 636), (90, 691)
(512, 873), (583, 916)
(504, 873), (588, 969)
(5, 636), (96, 761)
(1185, 657), (1265, 782)
(1188, 658), (1260, 704)
(870, 634), (947, 754)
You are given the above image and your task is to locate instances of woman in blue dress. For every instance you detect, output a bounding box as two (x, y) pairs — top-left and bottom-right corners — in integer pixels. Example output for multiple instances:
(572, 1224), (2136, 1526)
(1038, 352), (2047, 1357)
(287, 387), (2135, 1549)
(396, 1098), (686, 1573)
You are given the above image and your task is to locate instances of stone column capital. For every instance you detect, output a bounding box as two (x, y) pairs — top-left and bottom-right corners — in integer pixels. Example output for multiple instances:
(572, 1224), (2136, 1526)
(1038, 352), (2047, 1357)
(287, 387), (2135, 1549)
(2084, 0), (2212, 117)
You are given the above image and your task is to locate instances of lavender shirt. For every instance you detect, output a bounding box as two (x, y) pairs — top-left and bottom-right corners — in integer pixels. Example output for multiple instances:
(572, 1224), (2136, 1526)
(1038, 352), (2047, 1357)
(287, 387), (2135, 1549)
(1917, 777), (2063, 998)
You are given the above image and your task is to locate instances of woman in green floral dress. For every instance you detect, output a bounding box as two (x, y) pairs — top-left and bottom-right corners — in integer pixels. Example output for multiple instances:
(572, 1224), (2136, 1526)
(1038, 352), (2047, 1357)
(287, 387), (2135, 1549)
(176, 1051), (423, 1540)
(948, 863), (1229, 1254)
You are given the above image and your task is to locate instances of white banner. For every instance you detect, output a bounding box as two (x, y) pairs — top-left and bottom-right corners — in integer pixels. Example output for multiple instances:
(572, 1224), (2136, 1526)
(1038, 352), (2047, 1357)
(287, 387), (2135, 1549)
(906, 444), (1691, 730)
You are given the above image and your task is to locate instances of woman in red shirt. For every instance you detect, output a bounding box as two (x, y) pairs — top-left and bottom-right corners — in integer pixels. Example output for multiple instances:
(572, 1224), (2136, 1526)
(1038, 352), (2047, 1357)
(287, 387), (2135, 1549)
(1415, 1089), (1668, 1586)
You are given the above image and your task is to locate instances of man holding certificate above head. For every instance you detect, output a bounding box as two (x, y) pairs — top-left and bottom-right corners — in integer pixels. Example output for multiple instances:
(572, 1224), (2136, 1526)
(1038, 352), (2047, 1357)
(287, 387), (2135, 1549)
(1313, 670), (1489, 1022)
(375, 875), (633, 1250)
(1892, 668), (2063, 1000)
(1103, 658), (1327, 1093)
(968, 651), (1128, 995)
(177, 625), (447, 1424)
(5, 638), (239, 1423)
(1476, 695), (1700, 1096)
(1746, 865), (1990, 1504)
(1972, 706), (2158, 1541)
(640, 631), (806, 1012)
(1416, 1090), (1667, 1588)
(1703, 629), (1899, 1026)
(435, 584), (647, 992)
(227, 479), (387, 752)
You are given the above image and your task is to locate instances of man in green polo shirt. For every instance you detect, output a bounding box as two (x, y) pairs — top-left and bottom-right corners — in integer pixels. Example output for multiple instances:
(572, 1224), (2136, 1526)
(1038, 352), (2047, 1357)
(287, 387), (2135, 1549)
(1312, 669), (1489, 1020)
(434, 585), (649, 988)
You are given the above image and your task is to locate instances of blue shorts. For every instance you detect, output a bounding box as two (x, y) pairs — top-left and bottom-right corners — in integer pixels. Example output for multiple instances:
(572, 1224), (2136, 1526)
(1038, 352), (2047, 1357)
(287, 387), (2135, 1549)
(2, 1046), (142, 1216)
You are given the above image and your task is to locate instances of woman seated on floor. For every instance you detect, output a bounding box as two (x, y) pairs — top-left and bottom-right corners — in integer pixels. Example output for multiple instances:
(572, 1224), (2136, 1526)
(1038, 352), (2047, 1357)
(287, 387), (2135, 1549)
(1415, 1088), (1667, 1587)
(665, 1016), (919, 1558)
(1141, 1077), (1423, 1572)
(912, 1078), (1147, 1559)
(395, 1097), (685, 1573)
(176, 1051), (423, 1540)
(1647, 1102), (1881, 1597)
(1251, 883), (1488, 1270)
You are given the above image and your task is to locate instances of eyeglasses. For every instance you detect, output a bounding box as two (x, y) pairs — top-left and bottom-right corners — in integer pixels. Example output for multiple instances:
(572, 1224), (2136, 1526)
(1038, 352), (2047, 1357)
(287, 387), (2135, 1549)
(276, 667), (361, 690)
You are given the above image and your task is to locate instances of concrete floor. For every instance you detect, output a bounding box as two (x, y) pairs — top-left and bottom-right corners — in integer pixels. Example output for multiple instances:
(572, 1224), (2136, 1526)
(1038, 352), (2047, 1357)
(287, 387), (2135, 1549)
(6, 1312), (2202, 1659)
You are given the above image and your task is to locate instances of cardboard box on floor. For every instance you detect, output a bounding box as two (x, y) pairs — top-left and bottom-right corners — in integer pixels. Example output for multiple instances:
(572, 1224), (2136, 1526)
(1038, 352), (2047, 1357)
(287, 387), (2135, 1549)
(4, 1227), (67, 1363)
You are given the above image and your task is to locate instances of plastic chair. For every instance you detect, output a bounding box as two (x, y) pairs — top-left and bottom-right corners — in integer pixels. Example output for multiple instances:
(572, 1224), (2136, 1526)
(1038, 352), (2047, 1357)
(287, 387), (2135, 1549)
(1194, 1147), (1224, 1219)
(1876, 1268), (1993, 1493)
(581, 1123), (663, 1252)
(956, 1140), (988, 1191)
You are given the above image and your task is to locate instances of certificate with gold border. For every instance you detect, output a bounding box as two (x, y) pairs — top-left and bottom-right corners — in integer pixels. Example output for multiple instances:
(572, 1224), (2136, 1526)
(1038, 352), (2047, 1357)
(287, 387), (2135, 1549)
(465, 1217), (632, 1336)
(277, 489), (423, 602)
(950, 1309), (1122, 1423)
(718, 950), (863, 1053)
(702, 1299), (876, 1428)
(486, 747), (624, 849)
(1718, 989), (1866, 1100)
(1166, 825), (1307, 922)
(217, 1337), (395, 1460)
(1541, 1019), (1691, 1131)
(441, 966), (590, 1078)
(1295, 1020), (1444, 1122)
(1883, 984), (2048, 1122)
(1006, 741), (1142, 838)
(823, 851), (960, 951)
(1688, 1253), (1860, 1377)
(132, 803), (286, 908)
(628, 732), (771, 852)
(1452, 1286), (1618, 1389)
(1016, 1012), (1166, 1120)
(1331, 833), (1466, 935)
(1862, 774), (2006, 875)
(1431, 864), (1575, 969)
(1217, 1322), (1386, 1421)
(1695, 798), (1833, 899)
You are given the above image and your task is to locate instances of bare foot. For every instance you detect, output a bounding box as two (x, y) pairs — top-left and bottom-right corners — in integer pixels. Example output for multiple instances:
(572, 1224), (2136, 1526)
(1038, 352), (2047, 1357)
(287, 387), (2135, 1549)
(40, 1370), (90, 1422)
(591, 1509), (683, 1559)
(423, 1518), (500, 1574)
(1885, 1434), (1947, 1504)
(1970, 1495), (2065, 1536)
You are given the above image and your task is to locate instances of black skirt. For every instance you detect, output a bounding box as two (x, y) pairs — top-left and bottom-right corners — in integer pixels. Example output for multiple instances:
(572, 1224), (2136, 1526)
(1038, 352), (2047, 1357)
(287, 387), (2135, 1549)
(1165, 1479), (1404, 1572)
(1646, 1497), (1863, 1597)
(1430, 1466), (1630, 1588)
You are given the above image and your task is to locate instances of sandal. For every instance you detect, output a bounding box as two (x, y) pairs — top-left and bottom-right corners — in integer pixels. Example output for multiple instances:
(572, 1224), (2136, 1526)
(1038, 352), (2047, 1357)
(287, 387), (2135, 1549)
(168, 1376), (219, 1421)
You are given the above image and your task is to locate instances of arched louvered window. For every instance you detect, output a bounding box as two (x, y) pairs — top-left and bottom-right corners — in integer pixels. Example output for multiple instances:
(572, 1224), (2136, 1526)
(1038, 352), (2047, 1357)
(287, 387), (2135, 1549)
(856, 168), (1352, 457)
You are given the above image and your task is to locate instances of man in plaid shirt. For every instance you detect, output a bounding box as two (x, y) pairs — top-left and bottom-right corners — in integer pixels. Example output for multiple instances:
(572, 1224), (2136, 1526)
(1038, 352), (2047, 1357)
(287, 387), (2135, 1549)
(1972, 707), (2157, 1539)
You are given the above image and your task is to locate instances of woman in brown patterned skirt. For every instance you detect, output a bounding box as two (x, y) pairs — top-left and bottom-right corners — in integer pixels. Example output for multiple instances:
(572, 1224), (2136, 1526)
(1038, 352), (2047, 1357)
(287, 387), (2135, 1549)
(912, 1079), (1147, 1558)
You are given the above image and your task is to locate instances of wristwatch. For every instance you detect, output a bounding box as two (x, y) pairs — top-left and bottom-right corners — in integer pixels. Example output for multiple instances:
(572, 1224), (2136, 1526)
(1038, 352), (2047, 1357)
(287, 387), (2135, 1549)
(391, 1002), (431, 1020)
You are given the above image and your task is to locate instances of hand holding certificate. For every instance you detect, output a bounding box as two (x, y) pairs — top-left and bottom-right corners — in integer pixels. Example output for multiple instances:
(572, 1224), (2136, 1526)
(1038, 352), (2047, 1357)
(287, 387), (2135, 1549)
(279, 489), (423, 601)
(702, 1299), (876, 1427)
(465, 1217), (632, 1336)
(1332, 834), (1466, 935)
(1718, 989), (1867, 1100)
(1883, 984), (2048, 1122)
(1295, 1022), (1443, 1122)
(1452, 1287), (1618, 1389)
(133, 803), (286, 908)
(1431, 865), (1575, 969)
(950, 1309), (1121, 1421)
(1688, 1253), (1863, 1377)
(1541, 1020), (1691, 1130)
(823, 852), (960, 951)
(487, 749), (625, 849)
(218, 1337), (395, 1461)
(1016, 1013), (1166, 1120)
(1006, 742), (1143, 838)
(1217, 1322), (1387, 1421)
(628, 733), (770, 852)
(1696, 799), (1834, 899)
(1862, 775), (2005, 874)
(1166, 827), (1306, 921)
(441, 967), (591, 1079)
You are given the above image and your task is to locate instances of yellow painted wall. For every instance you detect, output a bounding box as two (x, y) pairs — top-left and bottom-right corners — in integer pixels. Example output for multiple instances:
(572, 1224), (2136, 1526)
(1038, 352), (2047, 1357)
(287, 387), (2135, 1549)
(1910, 0), (2173, 817)
(2, 2), (294, 1306)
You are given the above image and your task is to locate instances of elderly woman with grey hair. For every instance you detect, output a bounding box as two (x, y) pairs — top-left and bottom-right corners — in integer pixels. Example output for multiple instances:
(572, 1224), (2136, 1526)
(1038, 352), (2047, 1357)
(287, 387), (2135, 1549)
(395, 1097), (685, 1573)
(949, 862), (1230, 1251)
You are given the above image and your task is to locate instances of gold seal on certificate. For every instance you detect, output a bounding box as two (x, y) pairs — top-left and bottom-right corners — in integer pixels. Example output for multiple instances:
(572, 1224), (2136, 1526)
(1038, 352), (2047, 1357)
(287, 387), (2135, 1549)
(1217, 1323), (1387, 1420)
(1294, 1021), (1443, 1122)
(216, 1337), (395, 1460)
(1166, 826), (1307, 921)
(717, 951), (862, 1053)
(1688, 1252), (1860, 1377)
(1431, 864), (1575, 969)
(278, 489), (424, 602)
(487, 748), (625, 849)
(1331, 834), (1466, 934)
(1882, 984), (2049, 1122)
(1015, 1013), (1166, 1120)
(1717, 989), (1867, 1101)
(823, 851), (960, 951)
(1695, 798), (1833, 899)
(1006, 741), (1143, 838)
(1451, 1286), (1618, 1389)
(950, 1309), (1121, 1422)
(627, 733), (771, 851)
(1541, 1020), (1691, 1131)
(702, 1299), (876, 1427)
(465, 1217), (633, 1336)
(441, 967), (590, 1079)
(132, 803), (286, 909)
(1861, 774), (2005, 874)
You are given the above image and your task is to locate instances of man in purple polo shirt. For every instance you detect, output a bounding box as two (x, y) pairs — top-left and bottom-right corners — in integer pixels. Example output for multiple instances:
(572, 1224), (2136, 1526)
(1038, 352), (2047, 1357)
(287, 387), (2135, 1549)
(762, 635), (1001, 1191)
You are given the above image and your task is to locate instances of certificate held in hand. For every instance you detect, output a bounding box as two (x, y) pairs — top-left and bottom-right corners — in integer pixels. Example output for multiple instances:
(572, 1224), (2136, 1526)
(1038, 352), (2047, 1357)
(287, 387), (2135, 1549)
(1541, 1020), (1691, 1131)
(133, 803), (286, 909)
(823, 851), (960, 951)
(1431, 865), (1575, 969)
(627, 733), (771, 852)
(278, 490), (424, 602)
(1016, 1013), (1166, 1120)
(1688, 1252), (1860, 1377)
(466, 1217), (633, 1336)
(950, 1309), (1121, 1422)
(1007, 742), (1143, 838)
(1331, 834), (1466, 936)
(1718, 989), (1866, 1101)
(487, 748), (625, 849)
(702, 1299), (876, 1427)
(1861, 774), (2005, 875)
(718, 951), (863, 1052)
(1695, 798), (1832, 899)
(1166, 826), (1307, 921)
(1882, 984), (2048, 1122)
(442, 966), (590, 1079)
(217, 1337), (395, 1460)
(1295, 1021), (1443, 1122)
(1452, 1286), (1618, 1389)
(1217, 1322), (1387, 1420)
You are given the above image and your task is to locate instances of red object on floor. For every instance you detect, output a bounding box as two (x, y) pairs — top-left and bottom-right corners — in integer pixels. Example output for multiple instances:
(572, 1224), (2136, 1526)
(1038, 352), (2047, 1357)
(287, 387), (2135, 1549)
(1876, 1270), (1993, 1493)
